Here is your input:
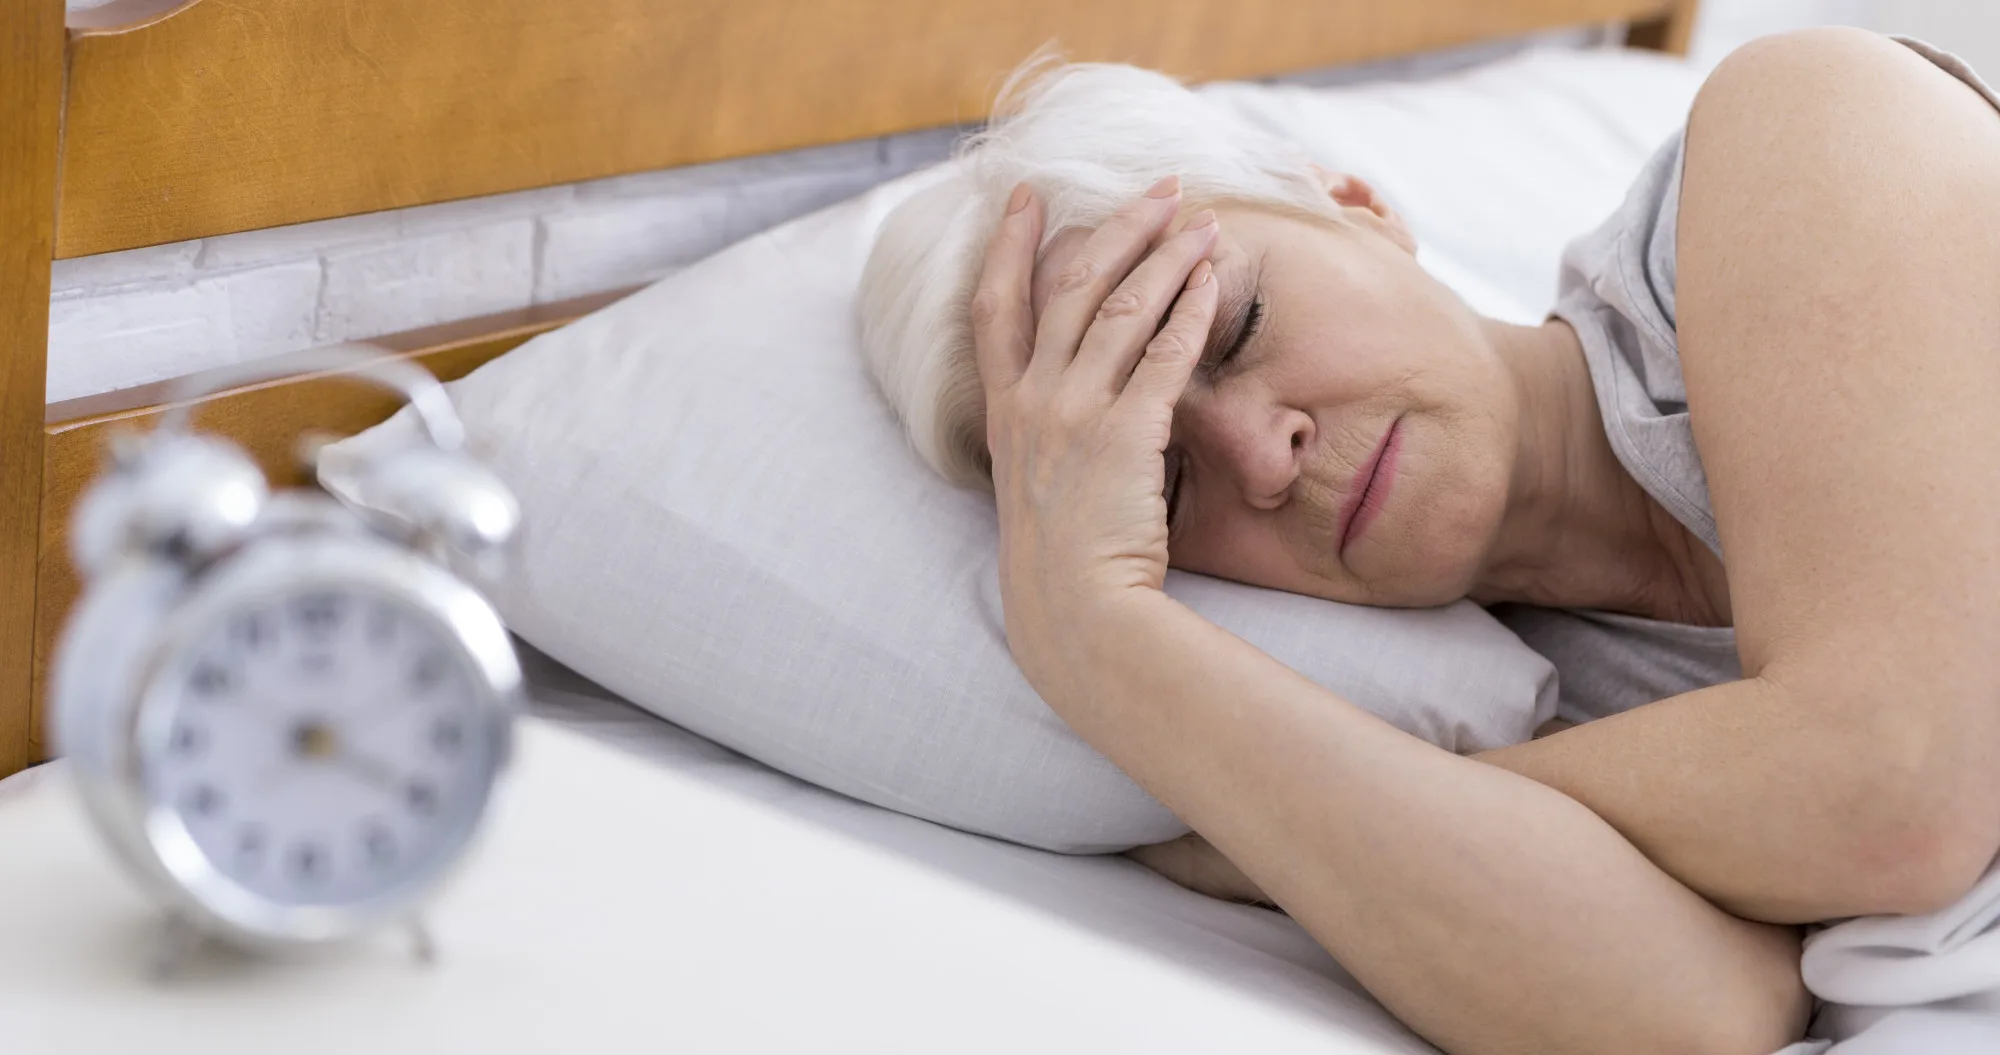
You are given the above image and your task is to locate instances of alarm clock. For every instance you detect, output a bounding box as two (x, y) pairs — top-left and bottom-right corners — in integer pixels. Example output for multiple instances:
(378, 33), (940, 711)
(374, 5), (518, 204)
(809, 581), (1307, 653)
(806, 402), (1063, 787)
(51, 349), (523, 971)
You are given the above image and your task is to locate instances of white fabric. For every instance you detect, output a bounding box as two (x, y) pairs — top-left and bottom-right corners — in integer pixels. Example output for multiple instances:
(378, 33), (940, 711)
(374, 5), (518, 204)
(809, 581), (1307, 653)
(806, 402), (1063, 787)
(0, 708), (1435, 1055)
(319, 46), (1716, 856)
(1204, 46), (1706, 325)
(1789, 860), (2000, 1052)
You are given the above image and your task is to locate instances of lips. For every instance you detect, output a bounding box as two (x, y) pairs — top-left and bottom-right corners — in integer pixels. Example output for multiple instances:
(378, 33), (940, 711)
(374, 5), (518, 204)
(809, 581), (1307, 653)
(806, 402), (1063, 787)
(1337, 417), (1402, 556)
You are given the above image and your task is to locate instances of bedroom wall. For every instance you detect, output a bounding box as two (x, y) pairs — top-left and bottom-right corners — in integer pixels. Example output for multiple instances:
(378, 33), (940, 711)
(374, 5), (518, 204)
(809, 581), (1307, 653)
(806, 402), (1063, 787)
(1692, 0), (1999, 68)
(1871, 0), (2000, 73)
(45, 130), (960, 402)
(1689, 0), (1874, 64)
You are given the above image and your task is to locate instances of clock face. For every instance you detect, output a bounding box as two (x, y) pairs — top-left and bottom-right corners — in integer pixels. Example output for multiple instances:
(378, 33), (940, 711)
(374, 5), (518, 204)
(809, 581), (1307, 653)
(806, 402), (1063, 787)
(138, 586), (500, 910)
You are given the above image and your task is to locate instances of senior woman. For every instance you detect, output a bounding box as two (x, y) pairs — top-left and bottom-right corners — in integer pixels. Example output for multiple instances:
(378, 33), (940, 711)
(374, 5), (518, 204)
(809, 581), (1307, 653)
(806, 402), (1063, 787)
(858, 27), (2000, 1055)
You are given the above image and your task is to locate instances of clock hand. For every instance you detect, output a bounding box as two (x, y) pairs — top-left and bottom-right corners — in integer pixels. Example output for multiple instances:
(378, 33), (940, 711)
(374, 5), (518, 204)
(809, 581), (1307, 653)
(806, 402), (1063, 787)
(333, 747), (405, 795)
(282, 717), (404, 794)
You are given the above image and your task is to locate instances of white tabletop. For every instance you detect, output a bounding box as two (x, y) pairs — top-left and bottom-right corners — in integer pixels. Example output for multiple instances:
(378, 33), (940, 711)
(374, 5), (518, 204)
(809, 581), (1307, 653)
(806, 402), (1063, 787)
(0, 717), (1429, 1054)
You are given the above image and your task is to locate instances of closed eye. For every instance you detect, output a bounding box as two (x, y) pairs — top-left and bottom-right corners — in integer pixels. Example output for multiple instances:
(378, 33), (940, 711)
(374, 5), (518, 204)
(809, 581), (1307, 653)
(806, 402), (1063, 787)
(1208, 295), (1262, 374)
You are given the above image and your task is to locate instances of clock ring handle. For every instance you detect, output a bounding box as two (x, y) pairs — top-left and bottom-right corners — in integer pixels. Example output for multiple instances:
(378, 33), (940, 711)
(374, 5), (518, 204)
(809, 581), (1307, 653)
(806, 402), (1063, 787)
(157, 345), (466, 453)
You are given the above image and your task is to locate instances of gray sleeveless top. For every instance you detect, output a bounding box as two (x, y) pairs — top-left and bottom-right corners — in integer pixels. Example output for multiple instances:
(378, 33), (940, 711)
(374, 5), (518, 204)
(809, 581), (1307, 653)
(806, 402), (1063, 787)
(1492, 38), (2000, 727)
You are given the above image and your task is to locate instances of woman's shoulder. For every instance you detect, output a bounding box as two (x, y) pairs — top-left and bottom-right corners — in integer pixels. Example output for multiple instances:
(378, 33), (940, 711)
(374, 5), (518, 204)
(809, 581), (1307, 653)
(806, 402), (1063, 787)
(1559, 30), (1999, 358)
(1689, 29), (1993, 137)
(1546, 32), (2000, 568)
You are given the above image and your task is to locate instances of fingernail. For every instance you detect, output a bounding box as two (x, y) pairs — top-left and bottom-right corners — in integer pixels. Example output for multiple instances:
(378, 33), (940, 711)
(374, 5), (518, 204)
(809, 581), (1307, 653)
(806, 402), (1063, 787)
(1186, 260), (1213, 289)
(1146, 175), (1181, 199)
(1183, 209), (1217, 231)
(1006, 183), (1033, 215)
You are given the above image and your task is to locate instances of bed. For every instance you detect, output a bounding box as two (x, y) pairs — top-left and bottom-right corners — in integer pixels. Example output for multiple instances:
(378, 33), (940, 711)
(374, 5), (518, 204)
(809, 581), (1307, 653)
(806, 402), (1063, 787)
(0, 0), (1704, 1049)
(0, 0), (1700, 779)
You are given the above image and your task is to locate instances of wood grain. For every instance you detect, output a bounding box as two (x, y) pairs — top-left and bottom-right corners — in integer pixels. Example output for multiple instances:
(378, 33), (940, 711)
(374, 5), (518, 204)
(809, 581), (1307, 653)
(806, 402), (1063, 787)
(1627, 0), (1700, 54)
(55, 0), (1688, 258)
(28, 291), (634, 763)
(0, 0), (65, 777)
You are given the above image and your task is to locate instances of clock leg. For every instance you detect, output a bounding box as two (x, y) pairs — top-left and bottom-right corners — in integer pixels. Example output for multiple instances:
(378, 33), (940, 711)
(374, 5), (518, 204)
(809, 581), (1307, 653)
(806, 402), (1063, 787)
(408, 918), (438, 966)
(148, 913), (201, 982)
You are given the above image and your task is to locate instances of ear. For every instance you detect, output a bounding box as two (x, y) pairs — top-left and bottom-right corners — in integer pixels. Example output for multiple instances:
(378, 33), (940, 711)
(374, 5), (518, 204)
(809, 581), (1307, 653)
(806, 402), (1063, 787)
(1309, 164), (1417, 255)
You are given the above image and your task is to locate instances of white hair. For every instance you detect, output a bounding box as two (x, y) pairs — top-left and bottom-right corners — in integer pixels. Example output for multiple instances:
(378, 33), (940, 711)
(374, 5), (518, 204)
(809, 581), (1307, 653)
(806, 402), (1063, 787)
(857, 59), (1342, 488)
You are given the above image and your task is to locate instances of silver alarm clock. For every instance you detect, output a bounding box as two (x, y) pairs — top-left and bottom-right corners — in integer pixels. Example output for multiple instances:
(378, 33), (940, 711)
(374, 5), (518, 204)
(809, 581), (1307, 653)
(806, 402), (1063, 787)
(52, 349), (522, 972)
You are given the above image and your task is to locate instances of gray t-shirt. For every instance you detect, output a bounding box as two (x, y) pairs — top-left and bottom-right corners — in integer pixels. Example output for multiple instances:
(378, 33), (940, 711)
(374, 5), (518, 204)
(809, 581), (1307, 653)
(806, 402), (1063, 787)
(1493, 37), (2000, 727)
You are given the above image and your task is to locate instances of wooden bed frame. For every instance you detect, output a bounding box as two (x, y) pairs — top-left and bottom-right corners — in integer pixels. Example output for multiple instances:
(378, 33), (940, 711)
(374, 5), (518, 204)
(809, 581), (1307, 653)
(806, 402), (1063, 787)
(0, 0), (1700, 777)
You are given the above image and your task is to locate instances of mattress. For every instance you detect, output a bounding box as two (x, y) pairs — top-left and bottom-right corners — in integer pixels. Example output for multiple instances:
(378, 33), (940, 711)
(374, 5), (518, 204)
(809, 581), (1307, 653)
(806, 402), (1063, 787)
(518, 648), (1440, 1052)
(0, 647), (1435, 1053)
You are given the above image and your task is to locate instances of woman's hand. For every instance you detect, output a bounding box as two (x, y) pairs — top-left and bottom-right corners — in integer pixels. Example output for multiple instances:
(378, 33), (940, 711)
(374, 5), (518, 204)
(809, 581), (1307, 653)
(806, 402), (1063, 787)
(971, 175), (1219, 681)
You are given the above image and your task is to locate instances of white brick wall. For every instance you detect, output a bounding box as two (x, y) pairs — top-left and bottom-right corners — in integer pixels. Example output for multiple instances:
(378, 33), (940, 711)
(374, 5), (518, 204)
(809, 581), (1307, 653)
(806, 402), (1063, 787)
(535, 187), (733, 304)
(45, 131), (961, 402)
(315, 220), (537, 343)
(48, 262), (321, 401)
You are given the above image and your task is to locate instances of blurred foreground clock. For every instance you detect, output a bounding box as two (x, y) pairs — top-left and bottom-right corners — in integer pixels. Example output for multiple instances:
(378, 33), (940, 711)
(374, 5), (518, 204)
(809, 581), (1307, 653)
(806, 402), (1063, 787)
(50, 350), (523, 974)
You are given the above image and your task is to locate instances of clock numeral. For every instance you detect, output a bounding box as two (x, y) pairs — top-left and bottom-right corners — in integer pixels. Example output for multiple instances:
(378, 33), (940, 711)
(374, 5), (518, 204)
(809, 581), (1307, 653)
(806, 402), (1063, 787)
(362, 823), (397, 867)
(189, 662), (231, 698)
(366, 604), (398, 647)
(431, 717), (464, 754)
(295, 594), (344, 638)
(183, 783), (223, 819)
(410, 651), (449, 692)
(404, 779), (439, 817)
(237, 824), (266, 867)
(169, 722), (205, 756)
(229, 612), (271, 651)
(291, 841), (328, 884)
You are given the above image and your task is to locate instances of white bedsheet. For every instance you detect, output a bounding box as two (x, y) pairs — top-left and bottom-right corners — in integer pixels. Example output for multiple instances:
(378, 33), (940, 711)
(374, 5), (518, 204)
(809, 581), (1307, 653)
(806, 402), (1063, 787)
(0, 646), (1440, 1053)
(512, 648), (1438, 1051)
(15, 645), (2000, 1052)
(505, 654), (2000, 1054)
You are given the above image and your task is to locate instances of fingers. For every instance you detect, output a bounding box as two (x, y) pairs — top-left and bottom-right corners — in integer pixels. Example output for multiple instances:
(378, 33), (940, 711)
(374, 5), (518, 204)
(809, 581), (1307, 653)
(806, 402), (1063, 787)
(1068, 209), (1218, 395)
(1029, 175), (1184, 378)
(1119, 260), (1217, 417)
(969, 183), (1046, 393)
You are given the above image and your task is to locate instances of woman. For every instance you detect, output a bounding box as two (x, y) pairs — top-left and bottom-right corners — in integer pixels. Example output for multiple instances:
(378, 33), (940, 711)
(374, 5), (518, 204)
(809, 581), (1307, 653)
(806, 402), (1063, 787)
(858, 28), (2000, 1054)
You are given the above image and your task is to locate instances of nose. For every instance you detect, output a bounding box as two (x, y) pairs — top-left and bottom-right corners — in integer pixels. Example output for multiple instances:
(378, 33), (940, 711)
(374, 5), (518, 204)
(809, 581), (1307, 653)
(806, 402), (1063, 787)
(1185, 398), (1314, 510)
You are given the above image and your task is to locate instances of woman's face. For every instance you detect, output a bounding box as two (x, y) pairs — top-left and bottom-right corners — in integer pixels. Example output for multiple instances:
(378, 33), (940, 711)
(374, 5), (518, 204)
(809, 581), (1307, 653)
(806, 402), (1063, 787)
(1028, 182), (1519, 607)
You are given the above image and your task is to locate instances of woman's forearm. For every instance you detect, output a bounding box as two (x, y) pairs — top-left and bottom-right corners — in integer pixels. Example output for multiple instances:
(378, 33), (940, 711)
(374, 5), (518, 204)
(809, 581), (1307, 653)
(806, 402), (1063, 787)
(1025, 590), (1807, 1055)
(1473, 673), (1987, 923)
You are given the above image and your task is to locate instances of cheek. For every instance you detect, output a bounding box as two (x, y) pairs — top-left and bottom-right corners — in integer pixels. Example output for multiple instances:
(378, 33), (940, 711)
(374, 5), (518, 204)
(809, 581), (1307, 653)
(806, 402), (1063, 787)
(1169, 507), (1353, 600)
(1260, 313), (1433, 416)
(1364, 412), (1513, 602)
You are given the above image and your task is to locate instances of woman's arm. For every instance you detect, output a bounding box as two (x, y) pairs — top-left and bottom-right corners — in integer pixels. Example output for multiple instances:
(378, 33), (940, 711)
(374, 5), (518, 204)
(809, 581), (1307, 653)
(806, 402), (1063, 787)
(971, 184), (1807, 1055)
(1478, 28), (2000, 925)
(1063, 591), (1809, 1055)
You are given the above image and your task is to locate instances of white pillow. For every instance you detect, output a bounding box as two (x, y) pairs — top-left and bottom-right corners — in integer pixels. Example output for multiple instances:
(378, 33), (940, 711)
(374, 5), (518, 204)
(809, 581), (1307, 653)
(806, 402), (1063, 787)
(319, 47), (1702, 853)
(1207, 46), (1702, 322)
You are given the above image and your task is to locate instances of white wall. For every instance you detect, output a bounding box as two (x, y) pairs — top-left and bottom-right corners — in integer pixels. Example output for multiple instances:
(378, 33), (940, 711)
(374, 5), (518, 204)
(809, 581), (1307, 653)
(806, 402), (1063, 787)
(45, 130), (961, 403)
(1692, 0), (2000, 68)
(1871, 0), (2000, 72)
(1690, 0), (1875, 65)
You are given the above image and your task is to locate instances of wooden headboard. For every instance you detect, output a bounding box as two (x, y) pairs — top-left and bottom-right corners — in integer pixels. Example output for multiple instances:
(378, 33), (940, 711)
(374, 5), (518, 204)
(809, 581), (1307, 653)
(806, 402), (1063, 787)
(0, 0), (1701, 775)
